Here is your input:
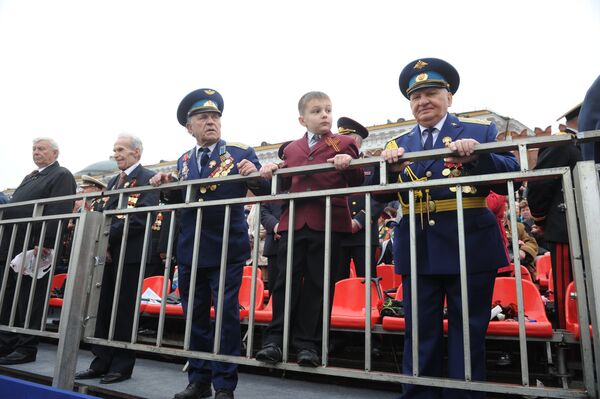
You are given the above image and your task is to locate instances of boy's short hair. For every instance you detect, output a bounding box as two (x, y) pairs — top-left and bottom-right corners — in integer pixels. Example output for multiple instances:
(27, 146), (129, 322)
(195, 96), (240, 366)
(298, 91), (330, 115)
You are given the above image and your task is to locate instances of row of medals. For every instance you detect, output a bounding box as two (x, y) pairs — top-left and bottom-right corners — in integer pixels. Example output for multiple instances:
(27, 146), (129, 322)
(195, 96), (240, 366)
(199, 158), (234, 194)
(441, 163), (477, 194)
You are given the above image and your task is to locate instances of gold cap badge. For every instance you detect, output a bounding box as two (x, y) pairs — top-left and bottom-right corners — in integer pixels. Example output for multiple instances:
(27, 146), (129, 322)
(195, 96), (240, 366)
(416, 73), (428, 83)
(414, 60), (429, 69)
(204, 89), (216, 95)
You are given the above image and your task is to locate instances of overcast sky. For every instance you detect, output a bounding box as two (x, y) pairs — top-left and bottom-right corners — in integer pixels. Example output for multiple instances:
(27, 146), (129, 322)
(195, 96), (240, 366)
(1, 0), (599, 190)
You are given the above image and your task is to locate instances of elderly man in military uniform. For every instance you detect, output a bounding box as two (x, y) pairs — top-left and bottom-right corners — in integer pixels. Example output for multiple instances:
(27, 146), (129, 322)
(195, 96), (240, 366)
(335, 117), (387, 281)
(0, 137), (76, 365)
(379, 58), (519, 398)
(151, 88), (269, 399)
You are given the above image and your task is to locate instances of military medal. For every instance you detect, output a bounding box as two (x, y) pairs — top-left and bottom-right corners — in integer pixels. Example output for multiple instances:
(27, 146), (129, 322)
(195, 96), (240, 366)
(209, 160), (217, 168)
(442, 168), (451, 177)
(152, 212), (163, 231)
(200, 186), (207, 194)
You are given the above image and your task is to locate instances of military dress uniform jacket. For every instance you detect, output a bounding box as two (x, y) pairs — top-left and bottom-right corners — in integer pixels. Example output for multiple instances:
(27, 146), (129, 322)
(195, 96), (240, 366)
(383, 114), (520, 275)
(527, 142), (582, 244)
(277, 132), (364, 233)
(104, 165), (159, 264)
(172, 140), (270, 268)
(0, 162), (76, 263)
(343, 166), (387, 247)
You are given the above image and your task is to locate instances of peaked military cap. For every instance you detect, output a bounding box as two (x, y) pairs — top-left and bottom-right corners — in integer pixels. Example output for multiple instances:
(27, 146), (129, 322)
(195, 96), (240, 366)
(556, 102), (582, 122)
(278, 141), (292, 160)
(177, 88), (224, 126)
(337, 117), (369, 139)
(80, 175), (107, 189)
(399, 58), (460, 99)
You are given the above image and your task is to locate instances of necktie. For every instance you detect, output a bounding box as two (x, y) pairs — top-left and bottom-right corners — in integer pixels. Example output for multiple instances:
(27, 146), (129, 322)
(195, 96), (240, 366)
(309, 135), (320, 149)
(198, 147), (210, 170)
(423, 128), (434, 151)
(116, 171), (127, 189)
(28, 170), (39, 179)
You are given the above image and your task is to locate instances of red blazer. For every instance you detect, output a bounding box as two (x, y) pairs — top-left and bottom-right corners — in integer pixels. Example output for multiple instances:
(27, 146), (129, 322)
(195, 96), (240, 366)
(278, 132), (363, 233)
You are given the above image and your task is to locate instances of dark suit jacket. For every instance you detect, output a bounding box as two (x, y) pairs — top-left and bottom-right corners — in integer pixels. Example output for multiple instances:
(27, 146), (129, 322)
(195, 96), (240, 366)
(342, 165), (387, 246)
(579, 74), (600, 163)
(260, 202), (282, 257)
(381, 114), (520, 275)
(104, 164), (159, 264)
(277, 132), (363, 233)
(527, 142), (581, 243)
(0, 161), (76, 262)
(172, 140), (270, 268)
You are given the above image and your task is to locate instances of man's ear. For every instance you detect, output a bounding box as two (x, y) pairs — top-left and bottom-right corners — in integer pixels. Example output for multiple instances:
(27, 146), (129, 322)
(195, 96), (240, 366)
(447, 92), (453, 107)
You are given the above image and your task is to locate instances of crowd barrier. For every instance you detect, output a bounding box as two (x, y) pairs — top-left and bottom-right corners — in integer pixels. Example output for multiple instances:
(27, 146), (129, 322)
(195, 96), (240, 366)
(1, 131), (599, 398)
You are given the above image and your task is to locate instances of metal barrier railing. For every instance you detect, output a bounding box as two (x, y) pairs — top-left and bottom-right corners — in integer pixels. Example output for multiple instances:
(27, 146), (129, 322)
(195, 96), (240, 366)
(1, 131), (599, 398)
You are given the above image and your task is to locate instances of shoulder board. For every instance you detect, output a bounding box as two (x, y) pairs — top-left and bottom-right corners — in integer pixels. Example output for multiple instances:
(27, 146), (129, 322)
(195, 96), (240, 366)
(226, 142), (249, 150)
(458, 117), (492, 126)
(180, 148), (194, 159)
(385, 130), (411, 149)
(388, 130), (411, 142)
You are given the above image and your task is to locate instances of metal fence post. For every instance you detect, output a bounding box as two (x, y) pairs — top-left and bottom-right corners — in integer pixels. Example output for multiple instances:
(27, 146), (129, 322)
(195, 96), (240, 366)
(52, 211), (104, 390)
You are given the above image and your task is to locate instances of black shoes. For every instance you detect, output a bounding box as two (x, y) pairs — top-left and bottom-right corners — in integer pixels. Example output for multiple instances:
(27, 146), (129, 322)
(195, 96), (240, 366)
(214, 389), (234, 399)
(75, 368), (105, 380)
(0, 351), (36, 365)
(255, 344), (282, 365)
(100, 371), (131, 384)
(173, 382), (212, 399)
(296, 349), (320, 367)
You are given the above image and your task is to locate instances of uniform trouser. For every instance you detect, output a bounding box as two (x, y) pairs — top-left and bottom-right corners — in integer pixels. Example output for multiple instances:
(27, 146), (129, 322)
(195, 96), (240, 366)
(89, 261), (140, 375)
(0, 269), (49, 356)
(550, 242), (572, 329)
(337, 244), (377, 281)
(264, 227), (341, 352)
(179, 262), (243, 392)
(401, 271), (496, 399)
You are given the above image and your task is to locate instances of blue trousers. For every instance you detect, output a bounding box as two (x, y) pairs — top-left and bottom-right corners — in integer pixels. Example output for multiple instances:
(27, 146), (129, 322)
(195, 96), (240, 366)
(401, 271), (496, 399)
(178, 263), (243, 391)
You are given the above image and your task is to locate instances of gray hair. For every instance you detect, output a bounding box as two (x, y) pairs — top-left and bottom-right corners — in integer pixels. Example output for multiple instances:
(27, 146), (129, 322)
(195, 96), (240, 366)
(118, 133), (144, 155)
(33, 137), (59, 151)
(298, 91), (330, 115)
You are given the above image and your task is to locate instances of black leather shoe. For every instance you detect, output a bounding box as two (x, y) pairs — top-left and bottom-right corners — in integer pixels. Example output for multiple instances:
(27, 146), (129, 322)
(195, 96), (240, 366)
(100, 372), (131, 384)
(75, 368), (105, 380)
(0, 351), (36, 365)
(256, 344), (282, 365)
(296, 349), (320, 367)
(214, 389), (234, 399)
(173, 382), (212, 399)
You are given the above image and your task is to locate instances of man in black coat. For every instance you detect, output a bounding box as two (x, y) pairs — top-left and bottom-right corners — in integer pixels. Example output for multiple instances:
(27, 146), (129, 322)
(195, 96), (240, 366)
(0, 137), (76, 365)
(75, 134), (159, 384)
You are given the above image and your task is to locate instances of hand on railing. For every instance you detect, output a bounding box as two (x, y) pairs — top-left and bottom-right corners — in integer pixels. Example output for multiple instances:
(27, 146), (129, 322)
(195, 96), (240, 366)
(259, 163), (279, 179)
(444, 138), (480, 164)
(381, 147), (412, 172)
(149, 172), (176, 187)
(327, 153), (353, 170)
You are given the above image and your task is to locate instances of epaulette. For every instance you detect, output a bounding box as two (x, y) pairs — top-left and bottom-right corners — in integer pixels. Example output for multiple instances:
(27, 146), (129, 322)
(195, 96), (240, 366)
(226, 142), (249, 150)
(385, 130), (410, 150)
(458, 117), (492, 126)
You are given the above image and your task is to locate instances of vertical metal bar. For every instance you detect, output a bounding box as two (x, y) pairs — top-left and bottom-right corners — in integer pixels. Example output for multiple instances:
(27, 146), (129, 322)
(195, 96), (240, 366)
(9, 222), (33, 327)
(408, 189), (419, 376)
(184, 208), (203, 351)
(53, 212), (103, 390)
(572, 161), (600, 397)
(379, 159), (388, 185)
(517, 143), (529, 171)
(24, 221), (48, 329)
(364, 193), (372, 372)
(321, 196), (332, 367)
(0, 226), (18, 316)
(246, 203), (261, 358)
(156, 211), (177, 347)
(131, 213), (152, 343)
(455, 186), (471, 381)
(108, 215), (130, 341)
(213, 205), (231, 354)
(507, 180), (530, 387)
(282, 200), (295, 363)
(41, 219), (64, 332)
(271, 171), (279, 195)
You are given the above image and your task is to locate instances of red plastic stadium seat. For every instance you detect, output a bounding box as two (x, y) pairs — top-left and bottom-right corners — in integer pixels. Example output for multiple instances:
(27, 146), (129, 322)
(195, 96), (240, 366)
(139, 276), (172, 314)
(254, 296), (273, 323)
(331, 278), (380, 329)
(49, 273), (68, 307)
(565, 282), (592, 340)
(487, 277), (553, 337)
(536, 253), (552, 288)
(381, 284), (406, 331)
(349, 259), (357, 279)
(377, 264), (402, 292)
(211, 276), (265, 320)
(509, 265), (533, 283)
(243, 265), (263, 280)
